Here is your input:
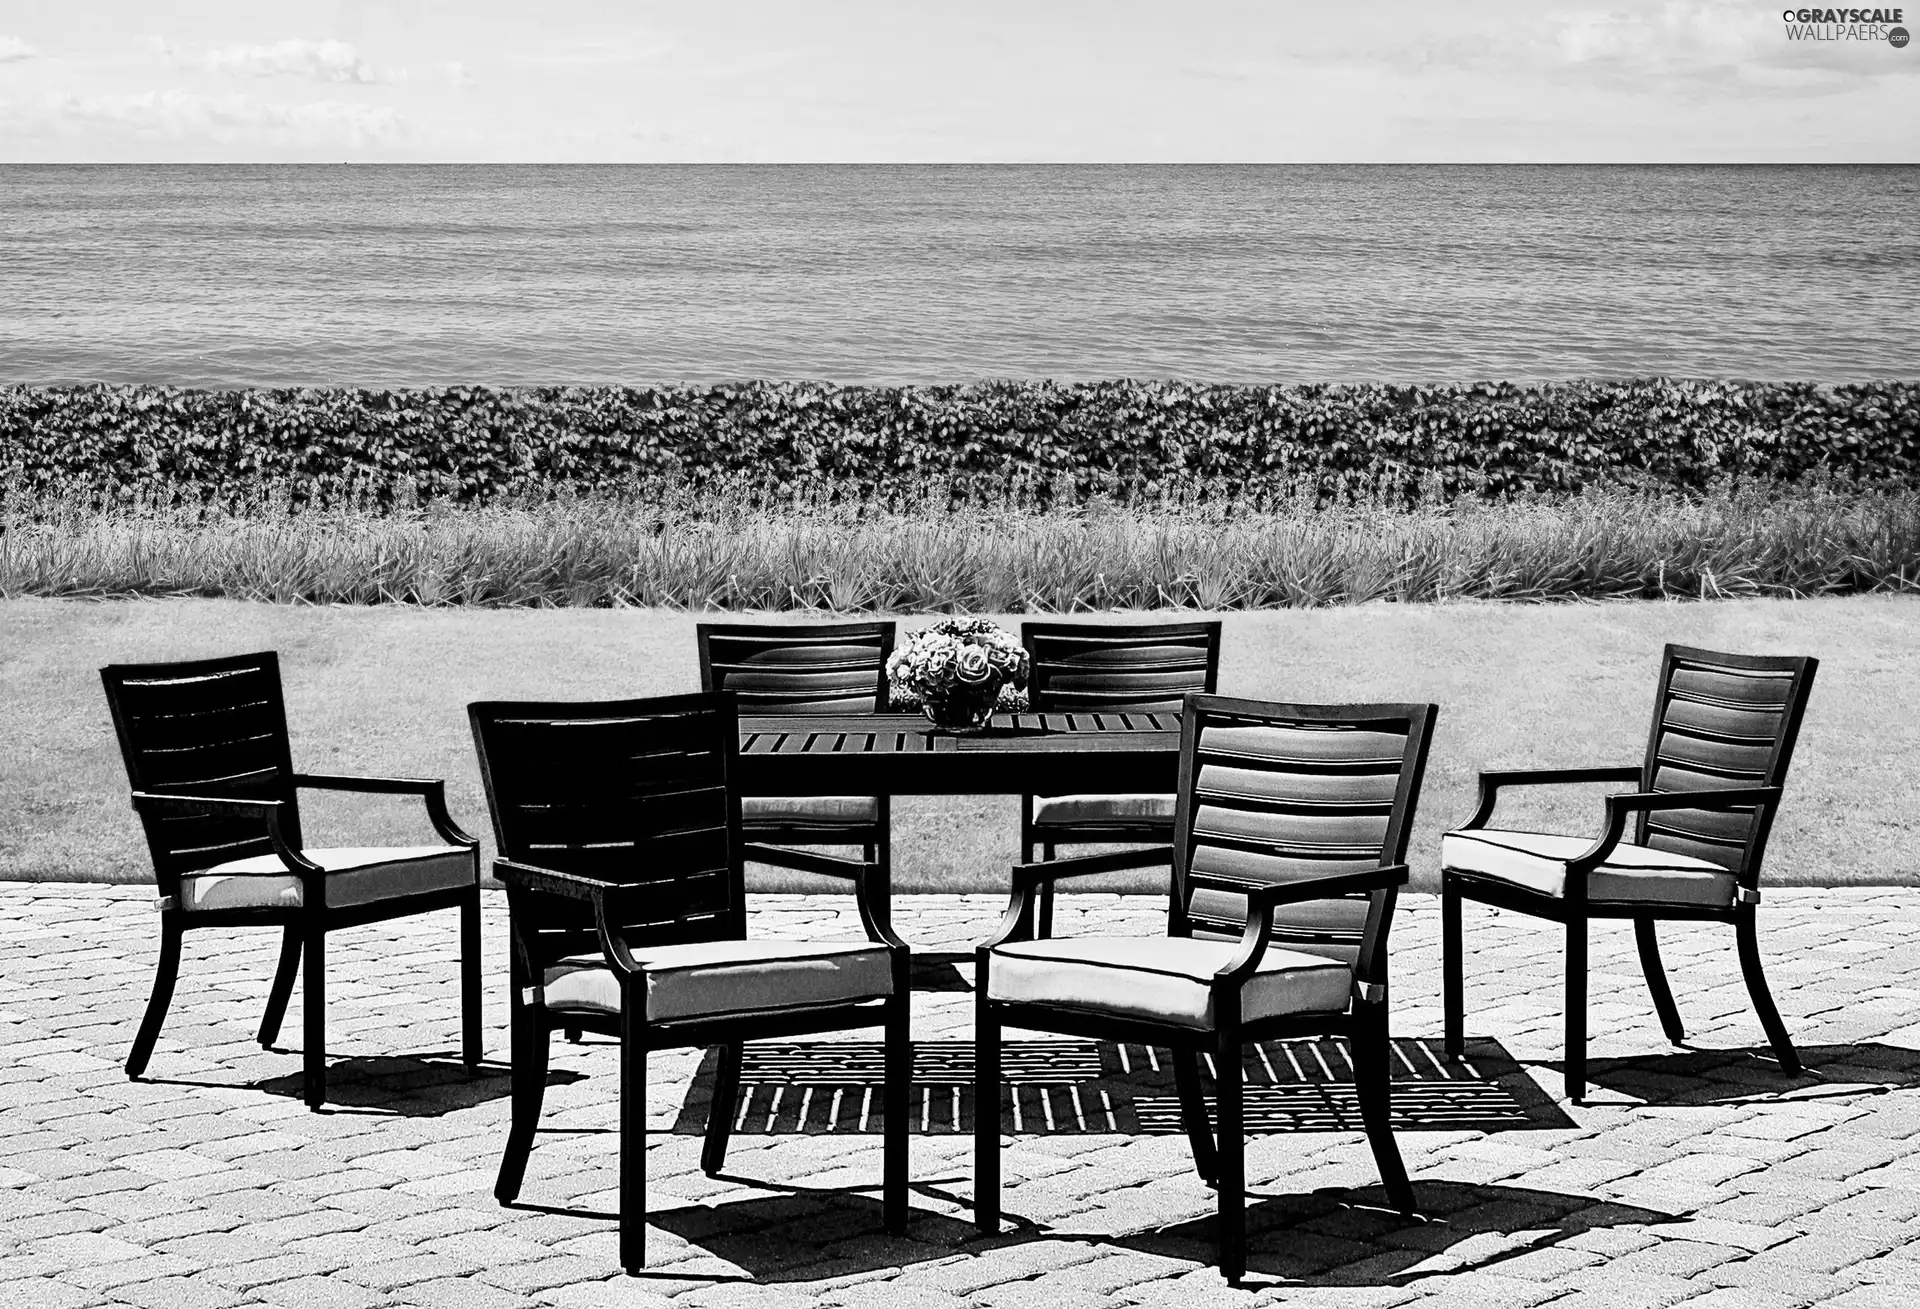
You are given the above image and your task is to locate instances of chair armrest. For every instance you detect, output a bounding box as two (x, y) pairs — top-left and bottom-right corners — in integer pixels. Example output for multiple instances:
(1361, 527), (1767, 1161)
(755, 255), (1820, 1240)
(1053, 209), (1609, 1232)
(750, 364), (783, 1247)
(1194, 863), (1409, 912)
(1210, 865), (1410, 984)
(493, 859), (649, 973)
(1564, 787), (1781, 883)
(983, 845), (1175, 950)
(1459, 765), (1642, 830)
(743, 843), (863, 879)
(292, 773), (478, 847)
(1009, 845), (1176, 892)
(130, 792), (323, 878)
(492, 858), (605, 899)
(742, 845), (905, 952)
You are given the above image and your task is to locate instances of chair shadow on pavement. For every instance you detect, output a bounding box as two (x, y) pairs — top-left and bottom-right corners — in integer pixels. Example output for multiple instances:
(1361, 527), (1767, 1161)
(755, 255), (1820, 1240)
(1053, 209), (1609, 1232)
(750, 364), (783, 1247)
(222, 1051), (581, 1115)
(1540, 1041), (1920, 1107)
(1108, 1180), (1682, 1288)
(641, 1182), (988, 1282)
(629, 1174), (1678, 1287)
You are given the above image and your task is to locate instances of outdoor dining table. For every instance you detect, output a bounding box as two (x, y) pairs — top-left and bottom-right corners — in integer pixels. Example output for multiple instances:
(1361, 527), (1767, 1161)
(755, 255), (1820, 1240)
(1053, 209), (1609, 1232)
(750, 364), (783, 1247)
(734, 711), (1183, 936)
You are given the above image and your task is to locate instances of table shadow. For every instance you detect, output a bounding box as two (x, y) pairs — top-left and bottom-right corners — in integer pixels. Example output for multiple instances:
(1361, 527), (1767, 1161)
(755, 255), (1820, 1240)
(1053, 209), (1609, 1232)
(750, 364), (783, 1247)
(673, 1035), (1572, 1136)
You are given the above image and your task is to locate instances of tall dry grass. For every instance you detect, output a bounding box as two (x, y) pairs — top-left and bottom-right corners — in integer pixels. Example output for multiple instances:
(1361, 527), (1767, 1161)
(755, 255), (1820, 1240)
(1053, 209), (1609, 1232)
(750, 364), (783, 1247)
(3, 484), (1916, 610)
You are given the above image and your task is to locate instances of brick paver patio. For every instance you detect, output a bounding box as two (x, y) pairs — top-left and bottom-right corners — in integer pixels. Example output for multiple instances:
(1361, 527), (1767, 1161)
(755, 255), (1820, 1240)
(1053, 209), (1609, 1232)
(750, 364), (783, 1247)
(5, 886), (1920, 1307)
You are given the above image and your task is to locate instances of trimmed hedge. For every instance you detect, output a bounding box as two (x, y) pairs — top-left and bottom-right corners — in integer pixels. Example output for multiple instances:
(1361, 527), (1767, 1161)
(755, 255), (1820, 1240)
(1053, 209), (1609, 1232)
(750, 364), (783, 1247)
(3, 379), (1917, 507)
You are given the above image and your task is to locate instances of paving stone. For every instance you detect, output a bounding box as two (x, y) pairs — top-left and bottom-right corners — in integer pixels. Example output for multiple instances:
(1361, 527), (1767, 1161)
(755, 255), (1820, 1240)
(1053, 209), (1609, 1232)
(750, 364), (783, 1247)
(1817, 1287), (1920, 1309)
(203, 1252), (352, 1290)
(1668, 1289), (1809, 1309)
(391, 1275), (529, 1309)
(113, 1274), (263, 1309)
(251, 1275), (389, 1309)
(0, 1277), (101, 1309)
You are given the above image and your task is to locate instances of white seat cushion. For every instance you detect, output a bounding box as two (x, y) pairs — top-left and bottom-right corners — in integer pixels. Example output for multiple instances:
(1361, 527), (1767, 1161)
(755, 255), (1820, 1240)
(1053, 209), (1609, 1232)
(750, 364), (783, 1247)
(543, 938), (895, 1023)
(1031, 794), (1177, 828)
(1441, 829), (1737, 906)
(987, 935), (1352, 1030)
(178, 845), (473, 912)
(741, 795), (880, 830)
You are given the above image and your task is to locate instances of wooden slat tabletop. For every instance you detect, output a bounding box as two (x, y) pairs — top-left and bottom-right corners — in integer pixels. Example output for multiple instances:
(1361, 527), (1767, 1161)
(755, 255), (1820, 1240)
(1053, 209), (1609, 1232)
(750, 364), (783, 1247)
(735, 713), (1181, 795)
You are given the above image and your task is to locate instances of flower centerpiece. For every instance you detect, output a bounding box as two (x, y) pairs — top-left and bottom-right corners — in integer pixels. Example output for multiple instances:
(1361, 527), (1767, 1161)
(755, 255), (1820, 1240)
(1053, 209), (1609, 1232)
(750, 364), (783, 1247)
(886, 618), (1030, 733)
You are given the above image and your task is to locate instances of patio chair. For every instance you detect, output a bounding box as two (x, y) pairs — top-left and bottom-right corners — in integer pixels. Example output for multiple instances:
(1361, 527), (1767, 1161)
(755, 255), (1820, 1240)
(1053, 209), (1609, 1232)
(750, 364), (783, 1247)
(1441, 644), (1818, 1103)
(1019, 620), (1221, 928)
(469, 691), (910, 1274)
(697, 620), (895, 893)
(976, 693), (1437, 1284)
(101, 651), (481, 1111)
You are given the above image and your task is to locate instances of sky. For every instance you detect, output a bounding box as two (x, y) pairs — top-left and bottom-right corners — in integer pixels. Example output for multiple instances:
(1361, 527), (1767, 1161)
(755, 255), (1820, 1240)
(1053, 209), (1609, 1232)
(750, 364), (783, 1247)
(0, 0), (1915, 162)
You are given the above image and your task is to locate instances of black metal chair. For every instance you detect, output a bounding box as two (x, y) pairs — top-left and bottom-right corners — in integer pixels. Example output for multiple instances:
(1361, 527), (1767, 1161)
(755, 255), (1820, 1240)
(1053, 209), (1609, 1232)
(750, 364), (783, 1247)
(1019, 620), (1220, 928)
(469, 690), (910, 1274)
(697, 620), (895, 889)
(976, 693), (1437, 1284)
(1441, 644), (1819, 1103)
(101, 651), (481, 1111)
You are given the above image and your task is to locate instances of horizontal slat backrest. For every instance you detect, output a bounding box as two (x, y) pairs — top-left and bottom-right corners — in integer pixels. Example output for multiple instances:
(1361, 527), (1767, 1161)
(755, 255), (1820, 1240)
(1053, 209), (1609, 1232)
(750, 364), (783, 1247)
(1023, 621), (1221, 713)
(470, 693), (746, 949)
(699, 622), (895, 714)
(1177, 697), (1434, 967)
(1639, 646), (1817, 878)
(100, 652), (299, 883)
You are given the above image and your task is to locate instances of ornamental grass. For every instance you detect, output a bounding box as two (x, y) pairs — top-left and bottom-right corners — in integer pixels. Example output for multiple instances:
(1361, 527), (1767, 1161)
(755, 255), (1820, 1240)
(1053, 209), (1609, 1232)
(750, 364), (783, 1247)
(3, 482), (1916, 610)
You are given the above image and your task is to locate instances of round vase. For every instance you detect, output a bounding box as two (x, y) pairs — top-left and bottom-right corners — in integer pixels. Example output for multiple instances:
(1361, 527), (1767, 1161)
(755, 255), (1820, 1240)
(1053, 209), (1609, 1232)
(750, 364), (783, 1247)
(923, 694), (998, 734)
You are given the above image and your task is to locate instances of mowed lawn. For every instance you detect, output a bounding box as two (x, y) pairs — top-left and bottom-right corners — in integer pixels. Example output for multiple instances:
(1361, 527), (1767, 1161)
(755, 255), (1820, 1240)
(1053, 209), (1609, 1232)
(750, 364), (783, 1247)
(3, 595), (1916, 893)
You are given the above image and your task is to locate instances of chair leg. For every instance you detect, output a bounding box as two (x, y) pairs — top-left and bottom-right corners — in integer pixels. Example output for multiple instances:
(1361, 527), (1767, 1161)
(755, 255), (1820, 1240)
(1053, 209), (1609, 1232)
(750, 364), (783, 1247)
(495, 996), (549, 1203)
(1565, 917), (1587, 1104)
(620, 1009), (647, 1275)
(460, 889), (482, 1072)
(1351, 1016), (1415, 1213)
(974, 1001), (1001, 1233)
(1170, 1050), (1219, 1185)
(302, 926), (326, 1111)
(873, 836), (895, 939)
(1215, 1037), (1246, 1286)
(883, 992), (911, 1235)
(1736, 905), (1802, 1077)
(1441, 880), (1464, 1059)
(126, 918), (184, 1079)
(564, 1026), (583, 1044)
(701, 1043), (743, 1176)
(1037, 844), (1056, 940)
(1635, 918), (1686, 1047)
(258, 925), (301, 1048)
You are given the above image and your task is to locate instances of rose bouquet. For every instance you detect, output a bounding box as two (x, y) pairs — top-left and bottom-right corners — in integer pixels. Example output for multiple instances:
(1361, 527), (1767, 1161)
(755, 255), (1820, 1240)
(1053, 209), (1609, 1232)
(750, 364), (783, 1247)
(885, 618), (1030, 732)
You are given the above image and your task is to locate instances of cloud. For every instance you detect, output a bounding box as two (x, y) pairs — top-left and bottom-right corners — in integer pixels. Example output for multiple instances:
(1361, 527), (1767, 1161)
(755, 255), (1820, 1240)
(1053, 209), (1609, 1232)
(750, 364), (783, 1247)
(0, 34), (36, 62)
(527, 30), (677, 66)
(1549, 2), (1768, 67)
(20, 88), (403, 146)
(203, 38), (380, 84)
(443, 61), (475, 88)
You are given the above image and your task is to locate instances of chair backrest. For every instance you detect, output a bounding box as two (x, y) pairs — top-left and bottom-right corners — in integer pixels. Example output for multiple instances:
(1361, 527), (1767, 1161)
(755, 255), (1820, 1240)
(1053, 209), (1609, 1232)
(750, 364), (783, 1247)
(697, 621), (895, 714)
(100, 651), (299, 887)
(1171, 695), (1436, 977)
(468, 691), (747, 951)
(1022, 620), (1222, 714)
(1636, 644), (1817, 882)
